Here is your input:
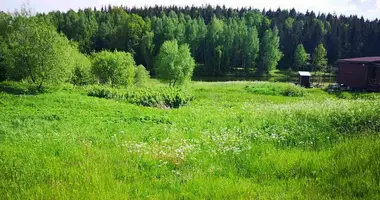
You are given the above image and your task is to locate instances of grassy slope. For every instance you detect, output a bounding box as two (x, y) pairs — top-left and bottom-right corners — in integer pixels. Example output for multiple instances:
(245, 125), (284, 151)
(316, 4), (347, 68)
(0, 81), (379, 199)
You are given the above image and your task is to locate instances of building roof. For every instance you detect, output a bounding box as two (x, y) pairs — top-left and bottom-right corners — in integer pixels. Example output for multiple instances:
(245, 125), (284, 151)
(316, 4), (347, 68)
(298, 71), (311, 77)
(338, 57), (380, 63)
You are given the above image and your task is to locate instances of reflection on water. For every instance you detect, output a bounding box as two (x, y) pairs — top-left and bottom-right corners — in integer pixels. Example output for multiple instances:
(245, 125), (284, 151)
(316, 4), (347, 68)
(193, 76), (337, 84)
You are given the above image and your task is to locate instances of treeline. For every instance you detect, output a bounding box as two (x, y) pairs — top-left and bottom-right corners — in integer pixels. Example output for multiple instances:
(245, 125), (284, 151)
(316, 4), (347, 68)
(0, 15), (152, 90)
(44, 7), (282, 76)
(124, 5), (380, 66)
(0, 8), (197, 90)
(1, 5), (380, 77)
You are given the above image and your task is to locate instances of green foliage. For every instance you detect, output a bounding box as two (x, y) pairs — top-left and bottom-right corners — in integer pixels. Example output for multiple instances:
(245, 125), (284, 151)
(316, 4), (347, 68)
(293, 44), (308, 71)
(141, 31), (155, 71)
(336, 91), (354, 99)
(312, 44), (328, 71)
(156, 40), (195, 87)
(258, 28), (282, 75)
(91, 50), (136, 87)
(335, 91), (380, 100)
(87, 85), (118, 98)
(71, 49), (92, 86)
(87, 85), (194, 108)
(243, 26), (260, 72)
(125, 87), (194, 108)
(0, 81), (39, 94)
(205, 17), (224, 75)
(15, 5), (380, 77)
(3, 18), (75, 90)
(245, 82), (307, 97)
(134, 65), (150, 87)
(0, 42), (7, 82)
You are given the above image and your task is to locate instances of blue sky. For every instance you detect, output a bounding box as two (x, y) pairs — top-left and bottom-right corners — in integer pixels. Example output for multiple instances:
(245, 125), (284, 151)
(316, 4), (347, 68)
(1, 0), (379, 19)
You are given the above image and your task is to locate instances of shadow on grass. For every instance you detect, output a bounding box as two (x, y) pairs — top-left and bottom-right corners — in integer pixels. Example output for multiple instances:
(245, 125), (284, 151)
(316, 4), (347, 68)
(0, 81), (41, 95)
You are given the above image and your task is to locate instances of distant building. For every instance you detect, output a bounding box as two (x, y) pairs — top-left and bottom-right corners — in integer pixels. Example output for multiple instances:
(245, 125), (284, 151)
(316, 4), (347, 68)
(337, 57), (380, 91)
(298, 71), (311, 88)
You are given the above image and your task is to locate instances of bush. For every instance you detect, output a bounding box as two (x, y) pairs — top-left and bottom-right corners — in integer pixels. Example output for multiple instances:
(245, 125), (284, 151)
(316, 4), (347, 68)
(87, 85), (118, 99)
(335, 92), (380, 100)
(91, 51), (136, 87)
(0, 81), (40, 94)
(282, 86), (307, 97)
(87, 86), (194, 108)
(134, 65), (150, 87)
(337, 92), (353, 99)
(71, 52), (92, 86)
(245, 82), (307, 97)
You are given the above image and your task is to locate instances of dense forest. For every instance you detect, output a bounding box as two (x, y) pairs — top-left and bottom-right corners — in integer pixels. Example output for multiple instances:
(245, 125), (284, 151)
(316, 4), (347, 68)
(1, 5), (380, 77)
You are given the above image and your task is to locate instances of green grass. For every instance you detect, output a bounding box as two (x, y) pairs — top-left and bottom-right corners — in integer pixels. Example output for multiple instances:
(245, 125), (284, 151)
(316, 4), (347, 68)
(245, 81), (307, 97)
(0, 81), (379, 199)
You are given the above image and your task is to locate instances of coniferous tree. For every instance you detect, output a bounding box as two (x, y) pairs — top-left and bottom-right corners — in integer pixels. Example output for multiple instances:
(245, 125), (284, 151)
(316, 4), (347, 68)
(22, 5), (380, 77)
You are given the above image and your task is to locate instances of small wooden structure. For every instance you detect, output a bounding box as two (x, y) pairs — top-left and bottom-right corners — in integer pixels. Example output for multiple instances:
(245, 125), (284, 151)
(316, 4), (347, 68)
(337, 57), (380, 91)
(298, 71), (311, 88)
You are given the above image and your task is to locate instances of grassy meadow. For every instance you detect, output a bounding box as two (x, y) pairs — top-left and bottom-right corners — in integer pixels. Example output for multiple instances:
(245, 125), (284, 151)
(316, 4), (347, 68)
(0, 81), (380, 199)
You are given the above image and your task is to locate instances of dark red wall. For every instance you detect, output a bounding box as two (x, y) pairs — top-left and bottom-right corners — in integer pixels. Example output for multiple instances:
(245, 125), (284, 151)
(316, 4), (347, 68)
(337, 63), (368, 88)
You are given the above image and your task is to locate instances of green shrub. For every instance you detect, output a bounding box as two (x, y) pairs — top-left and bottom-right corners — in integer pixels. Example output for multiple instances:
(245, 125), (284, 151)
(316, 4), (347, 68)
(354, 93), (380, 100)
(245, 82), (307, 97)
(71, 52), (92, 86)
(87, 85), (118, 99)
(0, 81), (40, 94)
(134, 65), (150, 87)
(335, 92), (380, 100)
(282, 86), (307, 97)
(87, 86), (194, 108)
(91, 51), (136, 87)
(336, 92), (353, 99)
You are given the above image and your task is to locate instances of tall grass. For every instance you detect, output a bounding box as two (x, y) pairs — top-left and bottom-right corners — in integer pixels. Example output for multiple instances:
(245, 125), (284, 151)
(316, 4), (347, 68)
(245, 81), (307, 97)
(0, 81), (379, 199)
(87, 85), (194, 108)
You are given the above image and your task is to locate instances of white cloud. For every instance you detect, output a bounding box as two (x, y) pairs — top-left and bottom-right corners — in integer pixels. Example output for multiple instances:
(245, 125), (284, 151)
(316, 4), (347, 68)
(2, 0), (379, 19)
(94, 0), (357, 15)
(365, 0), (380, 17)
(348, 4), (357, 9)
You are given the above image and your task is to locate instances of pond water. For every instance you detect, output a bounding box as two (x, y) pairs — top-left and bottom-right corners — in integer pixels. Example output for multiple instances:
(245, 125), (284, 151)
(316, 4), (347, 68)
(193, 76), (337, 84)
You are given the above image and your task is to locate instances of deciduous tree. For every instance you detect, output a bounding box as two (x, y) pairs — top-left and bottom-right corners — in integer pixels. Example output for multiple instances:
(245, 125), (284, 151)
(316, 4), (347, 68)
(312, 44), (327, 71)
(4, 18), (75, 90)
(293, 44), (308, 71)
(155, 40), (195, 87)
(257, 27), (282, 75)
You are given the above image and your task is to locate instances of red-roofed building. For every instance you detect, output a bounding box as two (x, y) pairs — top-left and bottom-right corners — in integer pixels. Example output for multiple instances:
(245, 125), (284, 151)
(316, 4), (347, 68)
(337, 57), (380, 91)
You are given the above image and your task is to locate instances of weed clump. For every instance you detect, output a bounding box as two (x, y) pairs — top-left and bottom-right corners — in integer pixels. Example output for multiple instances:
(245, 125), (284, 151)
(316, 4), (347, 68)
(87, 86), (194, 108)
(335, 91), (380, 100)
(0, 81), (42, 94)
(245, 82), (307, 97)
